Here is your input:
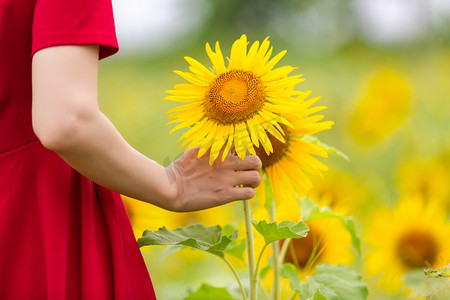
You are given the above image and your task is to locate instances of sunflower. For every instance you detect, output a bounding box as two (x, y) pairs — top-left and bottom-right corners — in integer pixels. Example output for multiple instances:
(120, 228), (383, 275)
(348, 67), (411, 146)
(396, 158), (450, 211)
(307, 169), (371, 216)
(253, 100), (333, 204)
(365, 196), (450, 293)
(281, 218), (354, 279)
(165, 35), (309, 164)
(252, 202), (354, 295)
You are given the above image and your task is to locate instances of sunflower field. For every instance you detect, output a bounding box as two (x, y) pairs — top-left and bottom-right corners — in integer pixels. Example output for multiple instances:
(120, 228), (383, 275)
(100, 0), (450, 299)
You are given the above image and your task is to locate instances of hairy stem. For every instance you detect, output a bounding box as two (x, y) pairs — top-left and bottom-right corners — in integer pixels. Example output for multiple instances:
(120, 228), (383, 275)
(243, 199), (257, 300)
(221, 257), (247, 300)
(254, 243), (270, 283)
(268, 200), (280, 300)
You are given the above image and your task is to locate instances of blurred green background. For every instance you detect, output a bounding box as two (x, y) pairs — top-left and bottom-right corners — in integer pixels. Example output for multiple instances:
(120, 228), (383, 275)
(98, 0), (450, 299)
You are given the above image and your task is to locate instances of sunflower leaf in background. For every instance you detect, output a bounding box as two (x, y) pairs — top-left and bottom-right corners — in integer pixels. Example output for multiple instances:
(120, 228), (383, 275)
(299, 197), (361, 253)
(157, 244), (185, 262)
(302, 135), (349, 161)
(425, 264), (450, 278)
(281, 263), (368, 300)
(138, 224), (238, 258)
(183, 283), (235, 300)
(252, 220), (309, 244)
(224, 238), (247, 262)
(403, 269), (450, 299)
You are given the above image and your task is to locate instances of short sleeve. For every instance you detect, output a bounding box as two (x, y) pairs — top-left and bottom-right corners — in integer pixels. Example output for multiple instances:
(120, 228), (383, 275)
(32, 0), (119, 59)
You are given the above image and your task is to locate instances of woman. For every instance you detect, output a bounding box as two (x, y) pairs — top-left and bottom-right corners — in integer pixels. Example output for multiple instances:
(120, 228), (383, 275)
(0, 0), (261, 298)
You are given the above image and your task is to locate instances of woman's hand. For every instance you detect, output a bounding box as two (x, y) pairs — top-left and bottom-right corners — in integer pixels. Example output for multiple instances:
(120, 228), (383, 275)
(165, 147), (262, 212)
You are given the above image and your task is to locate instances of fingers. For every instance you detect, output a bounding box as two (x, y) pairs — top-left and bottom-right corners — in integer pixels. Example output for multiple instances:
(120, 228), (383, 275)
(228, 187), (256, 201)
(228, 154), (262, 171)
(231, 170), (261, 188)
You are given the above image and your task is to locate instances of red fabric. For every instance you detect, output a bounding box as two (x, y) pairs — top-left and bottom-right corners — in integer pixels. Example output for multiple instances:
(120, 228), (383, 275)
(0, 0), (156, 299)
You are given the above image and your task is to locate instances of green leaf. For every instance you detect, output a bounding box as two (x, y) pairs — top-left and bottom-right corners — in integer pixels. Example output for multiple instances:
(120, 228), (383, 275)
(312, 289), (328, 300)
(224, 238), (246, 262)
(302, 135), (349, 161)
(260, 265), (272, 280)
(138, 224), (238, 258)
(299, 197), (361, 254)
(299, 264), (368, 300)
(252, 220), (309, 244)
(262, 173), (274, 210)
(281, 263), (302, 292)
(425, 264), (450, 278)
(158, 244), (185, 261)
(183, 284), (235, 300)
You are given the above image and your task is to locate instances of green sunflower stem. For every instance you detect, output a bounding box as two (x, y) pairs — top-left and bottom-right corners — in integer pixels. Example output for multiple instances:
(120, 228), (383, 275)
(269, 199), (281, 300)
(221, 257), (247, 300)
(243, 199), (257, 300)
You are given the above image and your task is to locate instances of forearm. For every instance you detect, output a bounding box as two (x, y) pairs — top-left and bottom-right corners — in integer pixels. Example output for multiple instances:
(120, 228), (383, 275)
(52, 110), (176, 209)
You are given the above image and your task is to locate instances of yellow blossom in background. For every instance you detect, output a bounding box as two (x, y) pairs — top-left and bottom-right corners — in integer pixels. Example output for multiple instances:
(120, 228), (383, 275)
(396, 158), (450, 211)
(348, 68), (412, 146)
(365, 196), (450, 293)
(307, 169), (370, 216)
(282, 218), (354, 277)
(253, 99), (334, 205)
(253, 201), (354, 296)
(165, 35), (313, 164)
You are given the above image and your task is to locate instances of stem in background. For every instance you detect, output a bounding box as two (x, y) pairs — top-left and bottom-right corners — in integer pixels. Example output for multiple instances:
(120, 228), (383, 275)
(254, 243), (270, 283)
(243, 199), (257, 300)
(268, 200), (280, 300)
(221, 257), (247, 300)
(279, 238), (292, 265)
(290, 291), (298, 300)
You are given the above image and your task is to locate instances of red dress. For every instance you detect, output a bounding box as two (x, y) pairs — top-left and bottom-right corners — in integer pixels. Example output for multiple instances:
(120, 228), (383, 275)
(0, 0), (157, 299)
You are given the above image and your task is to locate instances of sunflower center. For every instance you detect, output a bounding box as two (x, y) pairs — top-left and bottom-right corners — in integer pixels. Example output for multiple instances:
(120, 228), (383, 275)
(281, 226), (323, 269)
(205, 70), (265, 125)
(254, 124), (290, 168)
(396, 230), (439, 269)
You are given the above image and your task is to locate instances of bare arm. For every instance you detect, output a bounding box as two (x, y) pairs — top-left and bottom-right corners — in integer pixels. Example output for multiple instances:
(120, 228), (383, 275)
(32, 45), (261, 212)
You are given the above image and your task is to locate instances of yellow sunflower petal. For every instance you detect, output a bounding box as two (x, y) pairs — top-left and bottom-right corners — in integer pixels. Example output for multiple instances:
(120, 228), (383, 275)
(246, 118), (260, 147)
(256, 50), (287, 77)
(209, 125), (228, 164)
(265, 75), (304, 91)
(260, 65), (296, 83)
(166, 102), (203, 115)
(254, 114), (285, 143)
(177, 118), (209, 147)
(198, 122), (219, 158)
(174, 70), (210, 86)
(205, 42), (226, 75)
(222, 125), (235, 161)
(243, 40), (260, 70)
(185, 56), (216, 81)
(248, 37), (270, 71)
(228, 34), (248, 70)
(234, 122), (252, 159)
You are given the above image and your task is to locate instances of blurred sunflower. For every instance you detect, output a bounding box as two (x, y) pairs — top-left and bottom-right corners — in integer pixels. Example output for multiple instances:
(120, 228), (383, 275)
(307, 169), (369, 216)
(281, 218), (354, 279)
(365, 196), (450, 293)
(348, 68), (411, 146)
(396, 158), (450, 210)
(166, 34), (309, 164)
(253, 99), (333, 204)
(253, 203), (354, 295)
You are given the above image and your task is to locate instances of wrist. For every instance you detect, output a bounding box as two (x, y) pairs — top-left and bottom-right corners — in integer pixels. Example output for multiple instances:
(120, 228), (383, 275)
(161, 164), (183, 211)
